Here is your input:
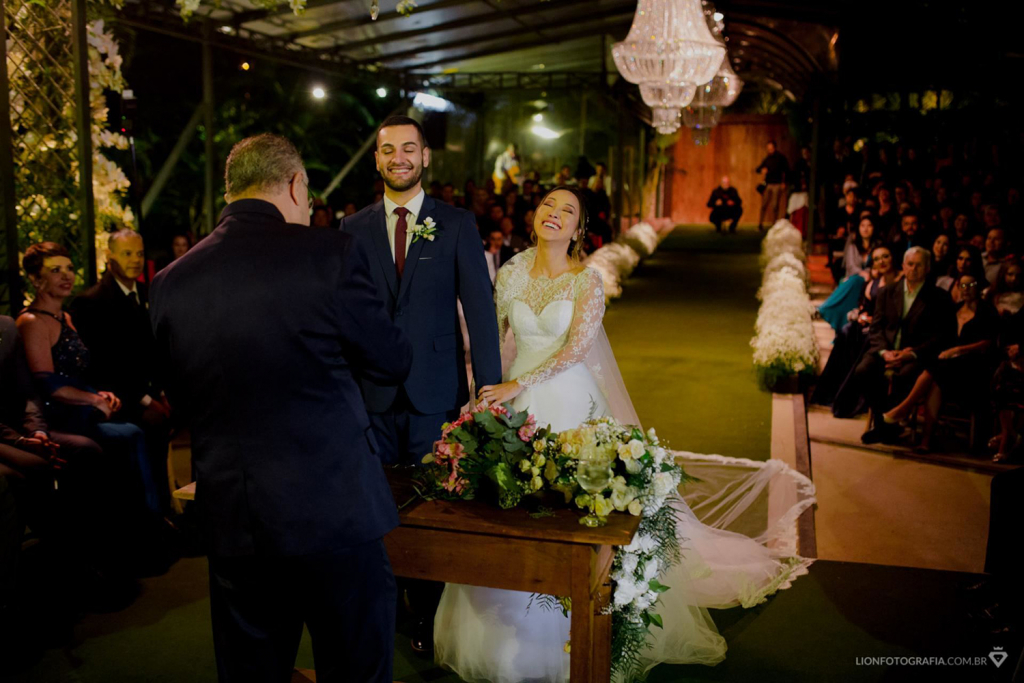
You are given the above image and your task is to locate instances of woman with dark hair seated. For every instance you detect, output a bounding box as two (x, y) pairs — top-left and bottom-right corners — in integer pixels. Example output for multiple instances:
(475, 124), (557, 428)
(15, 242), (162, 517)
(985, 259), (1024, 317)
(818, 214), (879, 333)
(935, 245), (985, 305)
(812, 244), (901, 414)
(929, 233), (953, 284)
(883, 273), (1000, 451)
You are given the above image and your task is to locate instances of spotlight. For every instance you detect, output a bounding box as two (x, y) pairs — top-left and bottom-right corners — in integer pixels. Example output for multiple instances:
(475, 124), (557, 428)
(240, 61), (251, 71)
(532, 113), (544, 122)
(312, 86), (326, 100)
(376, 87), (388, 98)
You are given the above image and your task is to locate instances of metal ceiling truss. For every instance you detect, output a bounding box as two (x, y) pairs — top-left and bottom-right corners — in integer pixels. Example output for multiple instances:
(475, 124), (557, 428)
(405, 70), (608, 92)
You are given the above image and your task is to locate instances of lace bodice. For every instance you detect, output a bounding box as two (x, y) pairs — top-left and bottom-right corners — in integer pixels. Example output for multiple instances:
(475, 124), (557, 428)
(495, 248), (605, 388)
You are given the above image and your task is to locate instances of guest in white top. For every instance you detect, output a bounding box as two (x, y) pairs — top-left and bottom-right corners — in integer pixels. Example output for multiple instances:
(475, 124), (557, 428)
(483, 228), (504, 284)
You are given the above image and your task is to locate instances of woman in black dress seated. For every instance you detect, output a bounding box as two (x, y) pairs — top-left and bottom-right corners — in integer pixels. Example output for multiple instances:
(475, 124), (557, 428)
(812, 244), (901, 415)
(15, 242), (161, 516)
(882, 273), (1000, 451)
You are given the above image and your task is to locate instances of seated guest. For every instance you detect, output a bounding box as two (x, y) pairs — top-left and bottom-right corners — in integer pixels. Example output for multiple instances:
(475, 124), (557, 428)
(483, 228), (504, 284)
(882, 274), (999, 451)
(818, 214), (878, 333)
(990, 311), (1024, 462)
(171, 233), (193, 261)
(814, 245), (900, 414)
(15, 243), (161, 517)
(1, 314), (132, 601)
(503, 188), (525, 224)
(69, 230), (173, 515)
(983, 227), (1013, 286)
(707, 175), (743, 233)
(952, 211), (974, 246)
(936, 245), (986, 305)
(985, 259), (1024, 317)
(855, 247), (956, 444)
(887, 210), (927, 264)
(930, 233), (953, 283)
(499, 216), (528, 257)
(482, 204), (505, 236)
(441, 183), (460, 208)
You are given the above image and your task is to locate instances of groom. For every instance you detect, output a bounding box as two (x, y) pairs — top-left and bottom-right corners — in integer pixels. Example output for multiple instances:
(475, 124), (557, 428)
(340, 115), (501, 465)
(340, 115), (501, 652)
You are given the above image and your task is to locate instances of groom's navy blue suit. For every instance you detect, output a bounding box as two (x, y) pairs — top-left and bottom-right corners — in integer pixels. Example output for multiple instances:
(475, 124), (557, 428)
(340, 194), (502, 464)
(150, 199), (412, 683)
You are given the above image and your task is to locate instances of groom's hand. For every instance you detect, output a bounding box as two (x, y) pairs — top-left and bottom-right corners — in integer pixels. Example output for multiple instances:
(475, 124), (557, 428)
(477, 381), (523, 407)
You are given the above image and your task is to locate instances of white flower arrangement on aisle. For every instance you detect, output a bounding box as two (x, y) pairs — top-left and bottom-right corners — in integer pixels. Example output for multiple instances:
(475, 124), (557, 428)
(751, 222), (818, 390)
(410, 216), (437, 243)
(761, 219), (806, 266)
(620, 222), (660, 258)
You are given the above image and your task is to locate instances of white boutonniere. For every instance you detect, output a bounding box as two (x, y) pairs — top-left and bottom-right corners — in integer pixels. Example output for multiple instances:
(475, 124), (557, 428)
(410, 216), (438, 243)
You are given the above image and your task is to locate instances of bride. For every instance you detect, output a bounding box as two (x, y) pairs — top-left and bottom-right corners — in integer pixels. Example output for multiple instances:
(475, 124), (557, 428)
(435, 187), (812, 682)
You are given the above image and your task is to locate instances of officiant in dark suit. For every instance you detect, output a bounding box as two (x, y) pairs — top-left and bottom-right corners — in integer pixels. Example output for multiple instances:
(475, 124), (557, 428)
(70, 229), (173, 513)
(854, 247), (956, 444)
(150, 133), (412, 683)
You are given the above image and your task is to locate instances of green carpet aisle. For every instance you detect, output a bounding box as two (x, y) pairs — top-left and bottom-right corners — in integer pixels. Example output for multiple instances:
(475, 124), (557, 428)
(601, 227), (771, 461)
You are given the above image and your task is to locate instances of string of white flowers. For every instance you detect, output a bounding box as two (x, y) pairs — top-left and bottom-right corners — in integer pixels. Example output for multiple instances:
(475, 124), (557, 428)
(585, 220), (675, 304)
(751, 220), (818, 390)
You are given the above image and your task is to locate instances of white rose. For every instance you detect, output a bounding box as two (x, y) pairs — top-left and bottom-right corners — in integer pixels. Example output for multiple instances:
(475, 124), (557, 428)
(533, 439), (547, 452)
(613, 577), (640, 607)
(619, 553), (639, 575)
(628, 439), (645, 459)
(617, 443), (634, 460)
(627, 499), (643, 516)
(653, 472), (675, 498)
(610, 479), (635, 511)
(624, 457), (643, 474)
(642, 558), (660, 582)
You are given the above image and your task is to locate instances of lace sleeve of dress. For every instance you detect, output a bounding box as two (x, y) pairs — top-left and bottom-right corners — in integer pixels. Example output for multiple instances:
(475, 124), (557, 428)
(516, 268), (605, 389)
(495, 261), (512, 345)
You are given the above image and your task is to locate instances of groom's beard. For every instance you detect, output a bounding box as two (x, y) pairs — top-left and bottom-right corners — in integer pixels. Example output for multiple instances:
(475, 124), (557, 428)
(382, 163), (423, 193)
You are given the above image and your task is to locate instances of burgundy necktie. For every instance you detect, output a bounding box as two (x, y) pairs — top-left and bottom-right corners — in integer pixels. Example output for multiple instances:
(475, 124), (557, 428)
(394, 206), (410, 279)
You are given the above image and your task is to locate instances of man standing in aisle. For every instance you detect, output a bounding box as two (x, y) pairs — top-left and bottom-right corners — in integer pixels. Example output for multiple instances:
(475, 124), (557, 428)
(756, 140), (789, 230)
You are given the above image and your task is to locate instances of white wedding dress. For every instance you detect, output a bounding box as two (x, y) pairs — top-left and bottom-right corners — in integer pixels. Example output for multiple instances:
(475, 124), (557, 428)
(434, 249), (814, 682)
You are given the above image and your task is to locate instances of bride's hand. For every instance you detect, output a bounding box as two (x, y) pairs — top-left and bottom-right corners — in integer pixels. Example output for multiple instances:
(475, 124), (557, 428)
(477, 381), (523, 408)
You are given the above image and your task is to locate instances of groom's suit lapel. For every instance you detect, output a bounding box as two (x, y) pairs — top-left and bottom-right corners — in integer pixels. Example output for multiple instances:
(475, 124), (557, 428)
(398, 195), (436, 301)
(368, 202), (399, 298)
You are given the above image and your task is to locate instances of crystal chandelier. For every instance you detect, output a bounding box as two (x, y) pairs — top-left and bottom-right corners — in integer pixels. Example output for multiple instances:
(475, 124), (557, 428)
(652, 107), (681, 134)
(698, 59), (744, 107)
(612, 0), (726, 90)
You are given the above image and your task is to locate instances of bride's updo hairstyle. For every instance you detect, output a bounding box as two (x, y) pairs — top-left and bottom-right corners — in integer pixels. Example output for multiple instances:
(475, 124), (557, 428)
(532, 185), (589, 261)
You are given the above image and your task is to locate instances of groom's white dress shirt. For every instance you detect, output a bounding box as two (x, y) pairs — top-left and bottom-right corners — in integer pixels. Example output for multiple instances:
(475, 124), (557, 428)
(383, 190), (425, 261)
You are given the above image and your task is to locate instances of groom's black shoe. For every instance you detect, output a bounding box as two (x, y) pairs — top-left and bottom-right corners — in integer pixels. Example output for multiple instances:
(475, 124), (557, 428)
(410, 617), (433, 654)
(861, 424), (901, 445)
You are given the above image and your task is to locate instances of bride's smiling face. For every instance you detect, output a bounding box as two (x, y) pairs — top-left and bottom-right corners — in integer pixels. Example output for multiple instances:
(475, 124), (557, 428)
(534, 190), (581, 249)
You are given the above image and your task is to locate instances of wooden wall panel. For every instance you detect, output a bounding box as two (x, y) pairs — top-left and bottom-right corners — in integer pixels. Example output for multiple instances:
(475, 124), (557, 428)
(665, 114), (799, 226)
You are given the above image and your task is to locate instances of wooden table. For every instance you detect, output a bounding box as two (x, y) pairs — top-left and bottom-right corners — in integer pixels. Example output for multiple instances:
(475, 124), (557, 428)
(174, 474), (638, 682)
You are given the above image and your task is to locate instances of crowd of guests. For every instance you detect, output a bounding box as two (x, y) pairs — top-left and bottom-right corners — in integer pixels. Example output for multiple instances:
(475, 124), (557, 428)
(0, 230), (197, 659)
(812, 139), (1022, 461)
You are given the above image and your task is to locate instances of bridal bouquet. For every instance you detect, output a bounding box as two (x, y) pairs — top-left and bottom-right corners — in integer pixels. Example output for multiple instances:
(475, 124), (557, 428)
(419, 405), (686, 678)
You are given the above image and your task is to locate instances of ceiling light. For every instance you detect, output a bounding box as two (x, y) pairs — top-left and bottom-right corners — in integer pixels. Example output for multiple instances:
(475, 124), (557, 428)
(532, 113), (544, 122)
(312, 86), (326, 100)
(531, 125), (559, 140)
(376, 87), (388, 98)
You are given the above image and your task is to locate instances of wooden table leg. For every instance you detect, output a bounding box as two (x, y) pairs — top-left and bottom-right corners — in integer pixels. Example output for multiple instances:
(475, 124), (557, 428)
(569, 545), (595, 682)
(591, 577), (613, 683)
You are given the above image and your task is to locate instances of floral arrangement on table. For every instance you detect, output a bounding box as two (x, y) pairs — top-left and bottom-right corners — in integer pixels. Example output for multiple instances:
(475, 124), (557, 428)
(750, 220), (818, 391)
(418, 403), (685, 679)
